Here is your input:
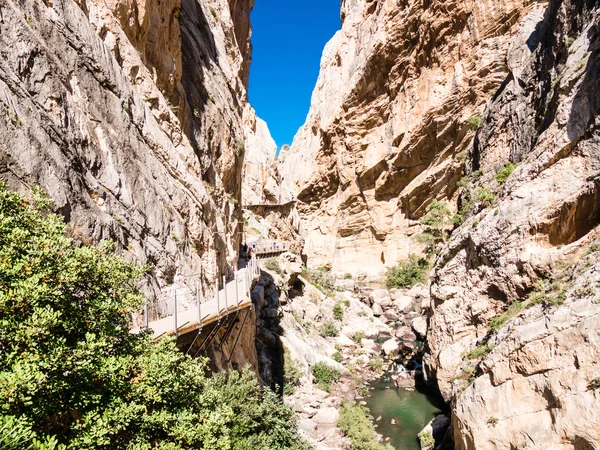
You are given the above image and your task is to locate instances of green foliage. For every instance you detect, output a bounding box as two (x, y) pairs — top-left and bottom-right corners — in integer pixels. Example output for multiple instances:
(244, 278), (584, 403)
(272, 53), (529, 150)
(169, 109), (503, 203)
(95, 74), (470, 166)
(0, 184), (306, 450)
(495, 162), (517, 184)
(333, 302), (344, 321)
(344, 273), (353, 279)
(338, 402), (393, 450)
(332, 352), (343, 363)
(264, 258), (284, 276)
(477, 188), (496, 206)
(367, 356), (384, 372)
(468, 115), (484, 131)
(418, 429), (435, 447)
(311, 362), (341, 393)
(465, 342), (495, 360)
(567, 37), (575, 47)
(490, 279), (568, 331)
(352, 331), (366, 343)
(487, 416), (499, 425)
(419, 200), (452, 254)
(386, 255), (429, 289)
(209, 6), (217, 18)
(589, 377), (600, 390)
(302, 267), (335, 294)
(319, 320), (339, 338)
(283, 353), (303, 396)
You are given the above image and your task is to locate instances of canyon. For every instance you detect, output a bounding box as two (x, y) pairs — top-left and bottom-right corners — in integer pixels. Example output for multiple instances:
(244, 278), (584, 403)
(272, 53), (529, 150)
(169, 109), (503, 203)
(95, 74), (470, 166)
(1, 0), (600, 449)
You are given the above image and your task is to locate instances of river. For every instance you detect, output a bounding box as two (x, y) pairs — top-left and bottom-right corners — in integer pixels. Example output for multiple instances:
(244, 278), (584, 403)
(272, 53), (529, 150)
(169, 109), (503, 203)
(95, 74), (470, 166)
(365, 373), (447, 450)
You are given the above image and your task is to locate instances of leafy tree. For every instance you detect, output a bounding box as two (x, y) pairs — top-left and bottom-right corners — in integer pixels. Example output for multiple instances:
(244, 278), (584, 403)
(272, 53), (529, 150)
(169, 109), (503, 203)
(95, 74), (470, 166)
(338, 402), (393, 450)
(385, 255), (429, 289)
(0, 184), (307, 449)
(310, 362), (340, 393)
(418, 200), (452, 255)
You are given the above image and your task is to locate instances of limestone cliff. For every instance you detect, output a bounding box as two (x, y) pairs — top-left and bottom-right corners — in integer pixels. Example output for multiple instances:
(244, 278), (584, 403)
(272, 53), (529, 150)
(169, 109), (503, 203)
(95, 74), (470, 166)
(0, 0), (254, 318)
(281, 0), (600, 447)
(425, 0), (600, 447)
(281, 0), (544, 276)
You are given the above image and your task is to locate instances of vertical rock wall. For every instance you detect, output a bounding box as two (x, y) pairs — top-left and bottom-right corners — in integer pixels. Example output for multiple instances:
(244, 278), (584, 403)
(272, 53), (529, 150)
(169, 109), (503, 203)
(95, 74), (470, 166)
(281, 0), (543, 276)
(0, 0), (254, 318)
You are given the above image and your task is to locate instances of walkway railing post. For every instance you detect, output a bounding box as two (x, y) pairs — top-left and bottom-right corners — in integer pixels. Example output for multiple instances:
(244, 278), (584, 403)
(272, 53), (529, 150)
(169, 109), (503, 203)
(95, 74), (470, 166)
(196, 281), (201, 328)
(173, 287), (178, 337)
(223, 275), (228, 313)
(144, 298), (149, 328)
(215, 278), (220, 319)
(234, 271), (239, 309)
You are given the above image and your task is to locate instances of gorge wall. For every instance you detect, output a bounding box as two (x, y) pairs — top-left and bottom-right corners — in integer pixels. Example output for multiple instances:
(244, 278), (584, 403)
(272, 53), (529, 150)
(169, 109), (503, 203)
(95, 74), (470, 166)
(284, 0), (600, 448)
(281, 0), (547, 276)
(0, 0), (254, 318)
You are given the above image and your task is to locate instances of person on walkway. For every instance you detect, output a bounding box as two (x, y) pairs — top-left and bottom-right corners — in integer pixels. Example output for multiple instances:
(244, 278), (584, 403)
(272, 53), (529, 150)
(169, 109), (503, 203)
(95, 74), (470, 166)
(242, 242), (248, 261)
(248, 247), (253, 260)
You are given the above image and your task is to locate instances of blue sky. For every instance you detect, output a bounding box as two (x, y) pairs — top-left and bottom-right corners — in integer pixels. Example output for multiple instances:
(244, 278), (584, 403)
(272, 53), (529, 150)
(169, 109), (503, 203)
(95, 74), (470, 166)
(248, 1), (341, 150)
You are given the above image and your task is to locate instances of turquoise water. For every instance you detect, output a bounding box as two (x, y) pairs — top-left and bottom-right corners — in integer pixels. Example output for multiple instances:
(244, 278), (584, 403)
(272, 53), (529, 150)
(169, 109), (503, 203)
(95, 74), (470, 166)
(365, 375), (446, 450)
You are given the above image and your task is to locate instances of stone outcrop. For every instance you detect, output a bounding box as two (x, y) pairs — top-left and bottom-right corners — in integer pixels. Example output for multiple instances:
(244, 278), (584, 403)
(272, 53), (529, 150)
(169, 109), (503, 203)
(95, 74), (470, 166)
(279, 0), (600, 448)
(281, 0), (546, 276)
(0, 0), (254, 318)
(242, 107), (281, 204)
(424, 0), (600, 448)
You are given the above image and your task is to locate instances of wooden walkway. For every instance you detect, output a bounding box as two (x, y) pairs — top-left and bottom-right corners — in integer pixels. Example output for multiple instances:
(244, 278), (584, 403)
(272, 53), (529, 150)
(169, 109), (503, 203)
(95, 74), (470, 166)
(143, 257), (260, 339)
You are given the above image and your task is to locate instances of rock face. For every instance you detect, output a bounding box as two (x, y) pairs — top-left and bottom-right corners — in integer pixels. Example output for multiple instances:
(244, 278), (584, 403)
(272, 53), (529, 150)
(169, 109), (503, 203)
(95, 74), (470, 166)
(0, 0), (254, 318)
(242, 109), (281, 205)
(424, 0), (600, 448)
(280, 0), (600, 448)
(281, 0), (545, 276)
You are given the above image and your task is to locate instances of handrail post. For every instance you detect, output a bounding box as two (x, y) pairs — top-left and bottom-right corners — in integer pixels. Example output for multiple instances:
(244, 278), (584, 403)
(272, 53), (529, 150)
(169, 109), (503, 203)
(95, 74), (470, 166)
(144, 298), (149, 328)
(235, 271), (239, 309)
(223, 275), (228, 313)
(215, 278), (220, 319)
(173, 287), (178, 337)
(196, 281), (201, 329)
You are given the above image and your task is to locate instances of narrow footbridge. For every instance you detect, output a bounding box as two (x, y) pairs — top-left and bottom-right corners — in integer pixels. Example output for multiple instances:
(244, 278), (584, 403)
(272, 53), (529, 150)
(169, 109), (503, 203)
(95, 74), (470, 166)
(144, 257), (260, 340)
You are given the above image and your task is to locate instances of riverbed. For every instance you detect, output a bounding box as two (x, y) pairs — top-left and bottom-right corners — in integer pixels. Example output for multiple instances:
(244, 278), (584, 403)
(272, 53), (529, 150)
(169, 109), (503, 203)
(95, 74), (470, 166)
(366, 375), (447, 450)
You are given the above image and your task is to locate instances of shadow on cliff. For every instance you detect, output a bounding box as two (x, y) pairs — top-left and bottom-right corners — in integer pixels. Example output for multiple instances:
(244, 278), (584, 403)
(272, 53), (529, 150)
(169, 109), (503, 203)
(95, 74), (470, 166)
(178, 0), (221, 163)
(567, 17), (600, 142)
(252, 270), (287, 395)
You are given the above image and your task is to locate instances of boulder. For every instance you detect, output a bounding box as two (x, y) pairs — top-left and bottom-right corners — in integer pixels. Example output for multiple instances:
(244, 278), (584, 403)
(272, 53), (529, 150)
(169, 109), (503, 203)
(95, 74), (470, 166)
(370, 289), (392, 307)
(381, 338), (400, 357)
(335, 279), (356, 291)
(394, 294), (414, 313)
(361, 338), (379, 351)
(299, 418), (317, 432)
(383, 309), (399, 322)
(411, 316), (428, 339)
(372, 303), (384, 317)
(313, 407), (340, 425)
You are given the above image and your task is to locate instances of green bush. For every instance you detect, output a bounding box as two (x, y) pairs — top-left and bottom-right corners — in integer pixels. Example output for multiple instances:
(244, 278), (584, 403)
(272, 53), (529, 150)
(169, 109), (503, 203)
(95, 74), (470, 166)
(333, 301), (344, 320)
(338, 402), (393, 450)
(264, 257), (284, 276)
(302, 267), (335, 293)
(319, 320), (339, 338)
(311, 362), (341, 392)
(0, 184), (307, 449)
(367, 356), (384, 372)
(418, 429), (435, 447)
(496, 162), (517, 183)
(465, 341), (495, 360)
(468, 115), (484, 131)
(352, 331), (366, 343)
(332, 352), (343, 363)
(344, 273), (353, 279)
(419, 200), (452, 255)
(386, 255), (429, 289)
(283, 353), (303, 396)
